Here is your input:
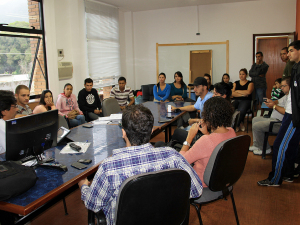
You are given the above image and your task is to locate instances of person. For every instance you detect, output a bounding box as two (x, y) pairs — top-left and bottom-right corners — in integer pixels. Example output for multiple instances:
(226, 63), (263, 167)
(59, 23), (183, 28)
(110, 77), (135, 110)
(232, 68), (254, 132)
(156, 82), (231, 148)
(14, 85), (32, 117)
(250, 77), (290, 155)
(249, 51), (269, 117)
(258, 40), (300, 186)
(221, 73), (233, 89)
(213, 82), (232, 102)
(33, 90), (57, 114)
(153, 73), (171, 102)
(171, 77), (213, 128)
(281, 47), (295, 78)
(56, 83), (85, 128)
(179, 97), (236, 188)
(78, 105), (203, 224)
(270, 78), (284, 100)
(0, 90), (18, 155)
(170, 71), (188, 101)
(78, 78), (102, 121)
(204, 74), (214, 92)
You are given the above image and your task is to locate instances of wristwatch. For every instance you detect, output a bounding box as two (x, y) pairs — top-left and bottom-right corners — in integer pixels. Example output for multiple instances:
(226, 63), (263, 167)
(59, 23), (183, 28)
(273, 105), (276, 110)
(183, 141), (190, 147)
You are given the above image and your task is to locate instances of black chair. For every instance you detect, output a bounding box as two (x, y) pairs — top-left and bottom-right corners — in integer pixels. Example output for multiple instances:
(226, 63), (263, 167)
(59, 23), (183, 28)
(245, 92), (256, 133)
(191, 135), (251, 225)
(231, 110), (240, 131)
(102, 98), (121, 117)
(141, 84), (155, 101)
(261, 120), (282, 159)
(88, 169), (191, 225)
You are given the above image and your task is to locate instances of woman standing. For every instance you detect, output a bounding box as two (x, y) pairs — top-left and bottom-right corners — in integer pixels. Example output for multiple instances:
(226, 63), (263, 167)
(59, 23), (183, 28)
(153, 73), (171, 102)
(170, 71), (188, 101)
(231, 68), (254, 132)
(56, 83), (85, 128)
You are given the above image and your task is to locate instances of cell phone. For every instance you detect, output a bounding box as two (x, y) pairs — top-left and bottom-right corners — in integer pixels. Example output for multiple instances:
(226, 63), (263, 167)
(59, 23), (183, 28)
(78, 159), (92, 164)
(71, 162), (87, 170)
(263, 98), (267, 102)
(83, 124), (93, 128)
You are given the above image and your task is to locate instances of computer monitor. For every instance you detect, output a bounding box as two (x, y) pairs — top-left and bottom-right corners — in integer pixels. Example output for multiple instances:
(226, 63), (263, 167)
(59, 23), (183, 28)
(5, 110), (58, 161)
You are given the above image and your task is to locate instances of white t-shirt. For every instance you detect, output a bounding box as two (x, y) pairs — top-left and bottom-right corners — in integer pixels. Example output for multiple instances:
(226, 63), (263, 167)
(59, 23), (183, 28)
(285, 91), (292, 114)
(271, 95), (288, 121)
(0, 119), (6, 155)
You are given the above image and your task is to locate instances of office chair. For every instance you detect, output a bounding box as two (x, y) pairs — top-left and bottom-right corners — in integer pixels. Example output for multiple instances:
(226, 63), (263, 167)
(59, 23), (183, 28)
(231, 110), (240, 131)
(261, 120), (281, 159)
(102, 98), (121, 117)
(88, 169), (191, 225)
(245, 92), (256, 133)
(58, 114), (70, 129)
(191, 135), (251, 225)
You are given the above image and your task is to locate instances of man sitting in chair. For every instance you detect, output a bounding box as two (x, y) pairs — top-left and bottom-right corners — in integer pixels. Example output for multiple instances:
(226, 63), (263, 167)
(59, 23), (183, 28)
(110, 77), (135, 110)
(78, 105), (203, 224)
(249, 77), (290, 155)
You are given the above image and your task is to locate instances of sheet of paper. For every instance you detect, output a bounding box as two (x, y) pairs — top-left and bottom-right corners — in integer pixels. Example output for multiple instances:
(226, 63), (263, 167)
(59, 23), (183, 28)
(60, 142), (91, 154)
(110, 114), (122, 120)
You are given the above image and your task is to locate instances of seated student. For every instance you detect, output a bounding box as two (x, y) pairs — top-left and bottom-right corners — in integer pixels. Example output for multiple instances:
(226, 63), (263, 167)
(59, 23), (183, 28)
(250, 77), (290, 155)
(179, 97), (236, 188)
(0, 90), (18, 155)
(232, 68), (254, 132)
(221, 73), (233, 89)
(56, 83), (85, 128)
(153, 73), (171, 102)
(110, 77), (135, 110)
(78, 105), (203, 224)
(33, 90), (57, 114)
(204, 74), (214, 92)
(15, 85), (32, 117)
(156, 82), (232, 148)
(271, 78), (284, 100)
(78, 78), (102, 121)
(170, 71), (188, 101)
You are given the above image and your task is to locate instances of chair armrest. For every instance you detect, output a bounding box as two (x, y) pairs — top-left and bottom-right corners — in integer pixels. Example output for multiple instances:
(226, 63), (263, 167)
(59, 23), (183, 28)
(269, 121), (282, 132)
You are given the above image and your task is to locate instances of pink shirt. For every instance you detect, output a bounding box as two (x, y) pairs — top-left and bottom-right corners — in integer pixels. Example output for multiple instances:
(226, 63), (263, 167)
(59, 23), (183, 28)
(56, 93), (82, 116)
(180, 127), (236, 188)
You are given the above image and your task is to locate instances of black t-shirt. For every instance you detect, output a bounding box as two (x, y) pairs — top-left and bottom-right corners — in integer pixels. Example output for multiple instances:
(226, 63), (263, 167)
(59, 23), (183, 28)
(233, 80), (252, 101)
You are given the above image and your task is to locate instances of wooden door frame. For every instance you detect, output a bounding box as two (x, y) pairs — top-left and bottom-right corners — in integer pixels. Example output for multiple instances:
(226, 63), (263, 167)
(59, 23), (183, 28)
(189, 50), (212, 84)
(156, 41), (229, 83)
(252, 32), (296, 63)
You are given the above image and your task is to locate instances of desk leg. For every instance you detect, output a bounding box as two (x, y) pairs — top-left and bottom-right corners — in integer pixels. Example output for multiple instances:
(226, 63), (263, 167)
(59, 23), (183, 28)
(165, 127), (168, 143)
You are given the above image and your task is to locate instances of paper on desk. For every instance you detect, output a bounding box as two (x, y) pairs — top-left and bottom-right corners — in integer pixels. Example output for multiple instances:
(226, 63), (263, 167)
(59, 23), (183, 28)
(110, 114), (122, 120)
(60, 142), (90, 154)
(93, 120), (111, 125)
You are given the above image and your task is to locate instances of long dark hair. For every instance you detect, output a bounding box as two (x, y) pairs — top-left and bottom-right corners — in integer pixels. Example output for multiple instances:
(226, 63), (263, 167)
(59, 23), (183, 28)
(39, 89), (53, 110)
(221, 73), (230, 83)
(174, 71), (186, 90)
(157, 72), (166, 89)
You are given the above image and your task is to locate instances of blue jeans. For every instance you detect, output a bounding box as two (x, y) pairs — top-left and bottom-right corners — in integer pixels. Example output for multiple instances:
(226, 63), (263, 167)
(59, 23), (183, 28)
(255, 88), (266, 104)
(69, 115), (85, 128)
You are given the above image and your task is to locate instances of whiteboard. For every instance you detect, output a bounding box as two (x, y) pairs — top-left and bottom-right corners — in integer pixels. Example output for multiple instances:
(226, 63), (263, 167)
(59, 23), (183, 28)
(157, 42), (228, 85)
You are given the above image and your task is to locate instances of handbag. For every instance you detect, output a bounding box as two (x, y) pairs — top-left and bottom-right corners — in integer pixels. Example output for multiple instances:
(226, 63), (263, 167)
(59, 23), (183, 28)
(67, 110), (79, 120)
(0, 161), (38, 201)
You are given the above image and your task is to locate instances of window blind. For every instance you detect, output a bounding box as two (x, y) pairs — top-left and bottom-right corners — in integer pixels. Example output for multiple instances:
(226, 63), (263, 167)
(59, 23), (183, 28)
(85, 0), (120, 88)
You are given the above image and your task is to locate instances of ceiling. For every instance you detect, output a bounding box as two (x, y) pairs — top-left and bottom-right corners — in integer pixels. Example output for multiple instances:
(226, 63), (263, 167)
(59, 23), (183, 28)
(95, 0), (257, 12)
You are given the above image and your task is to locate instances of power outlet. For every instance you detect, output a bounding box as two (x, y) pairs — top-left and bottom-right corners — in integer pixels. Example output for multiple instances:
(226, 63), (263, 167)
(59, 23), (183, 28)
(58, 49), (64, 57)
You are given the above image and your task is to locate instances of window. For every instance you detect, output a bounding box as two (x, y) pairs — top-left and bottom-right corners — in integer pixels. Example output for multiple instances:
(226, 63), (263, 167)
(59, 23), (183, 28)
(85, 0), (121, 88)
(0, 0), (48, 97)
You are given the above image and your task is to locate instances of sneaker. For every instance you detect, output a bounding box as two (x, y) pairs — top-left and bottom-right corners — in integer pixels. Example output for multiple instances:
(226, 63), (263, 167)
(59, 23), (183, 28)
(235, 127), (239, 132)
(257, 178), (280, 187)
(294, 172), (299, 178)
(283, 177), (294, 183)
(253, 148), (271, 155)
(249, 146), (259, 151)
(240, 125), (245, 132)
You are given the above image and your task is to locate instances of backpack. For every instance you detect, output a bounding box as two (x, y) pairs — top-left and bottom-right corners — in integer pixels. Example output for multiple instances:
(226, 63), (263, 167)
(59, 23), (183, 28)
(0, 161), (38, 201)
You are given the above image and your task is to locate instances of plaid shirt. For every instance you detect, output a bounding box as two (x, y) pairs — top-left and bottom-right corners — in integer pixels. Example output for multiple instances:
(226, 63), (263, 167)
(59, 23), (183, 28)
(16, 104), (33, 115)
(81, 143), (203, 225)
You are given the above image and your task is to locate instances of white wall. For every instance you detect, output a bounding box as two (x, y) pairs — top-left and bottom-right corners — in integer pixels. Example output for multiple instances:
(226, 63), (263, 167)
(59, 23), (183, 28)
(43, 0), (296, 95)
(123, 0), (296, 89)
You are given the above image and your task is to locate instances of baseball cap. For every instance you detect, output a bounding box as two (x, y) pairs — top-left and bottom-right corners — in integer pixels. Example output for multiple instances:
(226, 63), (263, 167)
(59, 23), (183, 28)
(188, 77), (208, 87)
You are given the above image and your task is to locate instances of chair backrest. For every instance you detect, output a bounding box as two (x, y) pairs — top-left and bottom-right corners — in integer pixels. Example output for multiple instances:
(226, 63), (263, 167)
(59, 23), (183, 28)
(58, 114), (69, 129)
(141, 84), (155, 101)
(203, 135), (251, 192)
(231, 110), (240, 130)
(102, 98), (121, 117)
(115, 169), (191, 225)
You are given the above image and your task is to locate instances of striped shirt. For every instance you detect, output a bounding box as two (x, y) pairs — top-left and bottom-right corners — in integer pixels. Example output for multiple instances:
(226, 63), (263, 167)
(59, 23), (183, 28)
(110, 86), (134, 106)
(16, 104), (33, 115)
(81, 143), (203, 225)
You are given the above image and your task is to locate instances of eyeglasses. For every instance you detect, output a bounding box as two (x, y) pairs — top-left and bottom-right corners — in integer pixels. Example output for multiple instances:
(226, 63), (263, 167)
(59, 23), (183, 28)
(281, 85), (288, 88)
(10, 104), (17, 109)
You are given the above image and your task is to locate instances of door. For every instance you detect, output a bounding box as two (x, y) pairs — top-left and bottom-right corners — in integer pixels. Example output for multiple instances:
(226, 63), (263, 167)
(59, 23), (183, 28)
(189, 50), (212, 84)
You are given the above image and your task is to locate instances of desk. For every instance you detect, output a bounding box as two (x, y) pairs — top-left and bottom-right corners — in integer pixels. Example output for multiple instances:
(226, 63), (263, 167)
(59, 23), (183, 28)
(0, 101), (192, 224)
